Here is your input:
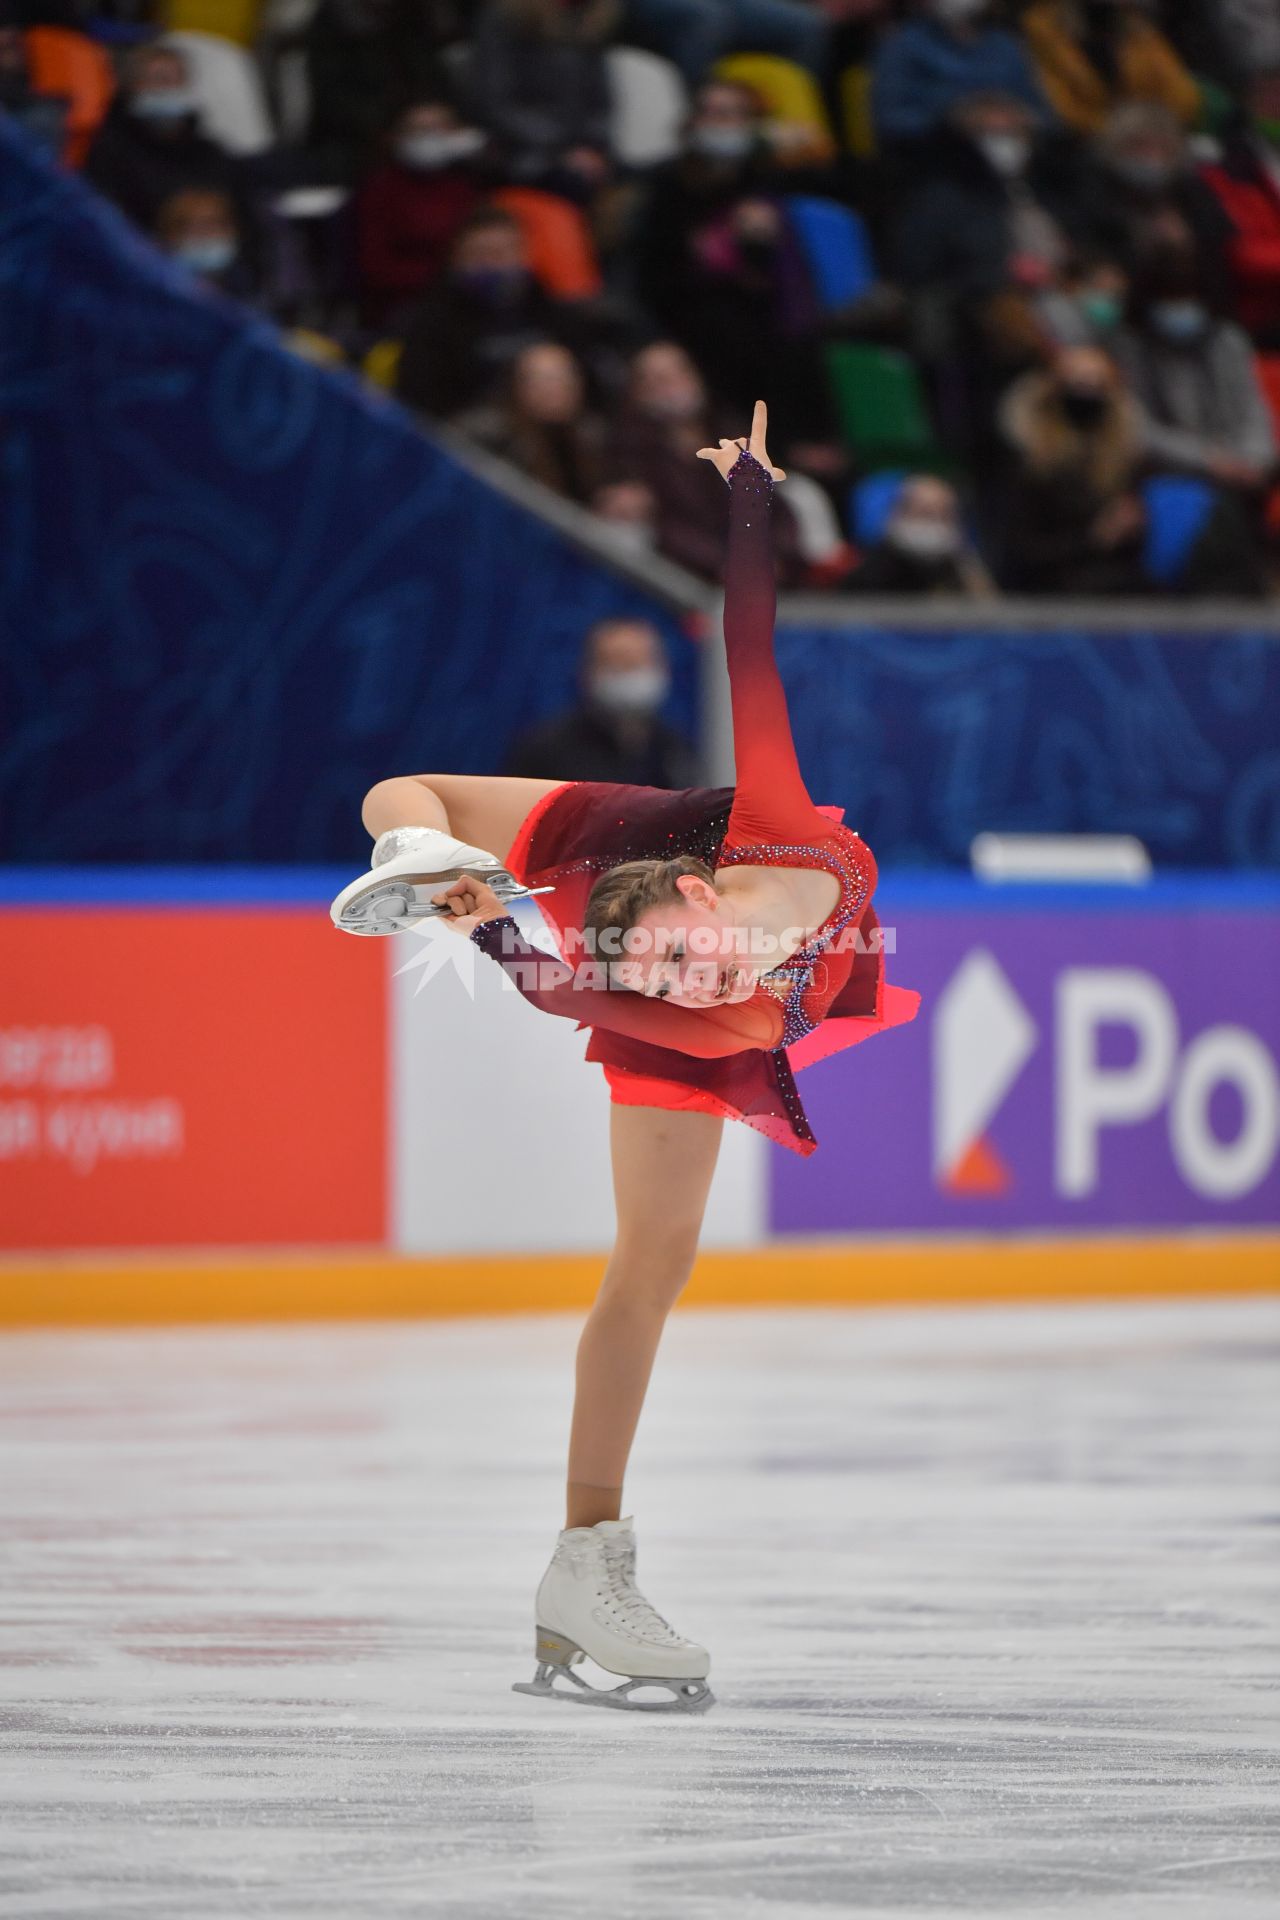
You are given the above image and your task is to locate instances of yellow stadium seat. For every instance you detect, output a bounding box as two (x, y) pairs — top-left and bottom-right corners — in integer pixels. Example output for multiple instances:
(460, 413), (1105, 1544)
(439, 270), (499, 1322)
(839, 63), (876, 158)
(363, 339), (403, 391)
(713, 53), (835, 163)
(160, 0), (262, 49)
(288, 329), (346, 368)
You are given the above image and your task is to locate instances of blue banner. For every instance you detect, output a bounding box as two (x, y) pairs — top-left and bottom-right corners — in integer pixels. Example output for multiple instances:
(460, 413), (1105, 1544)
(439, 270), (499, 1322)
(0, 123), (697, 865)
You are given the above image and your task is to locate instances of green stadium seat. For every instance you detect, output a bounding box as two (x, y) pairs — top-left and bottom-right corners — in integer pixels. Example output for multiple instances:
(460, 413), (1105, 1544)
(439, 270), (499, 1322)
(824, 343), (943, 471)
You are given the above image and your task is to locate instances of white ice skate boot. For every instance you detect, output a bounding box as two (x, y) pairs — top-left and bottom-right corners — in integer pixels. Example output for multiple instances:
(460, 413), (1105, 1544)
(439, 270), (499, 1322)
(330, 825), (549, 935)
(512, 1516), (713, 1713)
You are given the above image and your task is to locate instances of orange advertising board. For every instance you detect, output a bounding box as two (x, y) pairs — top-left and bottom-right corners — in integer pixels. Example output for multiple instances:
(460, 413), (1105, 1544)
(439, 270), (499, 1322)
(0, 908), (386, 1248)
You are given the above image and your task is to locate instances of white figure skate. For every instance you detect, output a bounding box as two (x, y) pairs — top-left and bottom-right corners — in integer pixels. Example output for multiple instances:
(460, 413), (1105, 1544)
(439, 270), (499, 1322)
(512, 1517), (713, 1713)
(330, 825), (552, 935)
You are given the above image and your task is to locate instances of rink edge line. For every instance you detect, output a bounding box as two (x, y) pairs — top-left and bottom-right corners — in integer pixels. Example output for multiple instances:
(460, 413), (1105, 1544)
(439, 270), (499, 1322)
(0, 1236), (1277, 1327)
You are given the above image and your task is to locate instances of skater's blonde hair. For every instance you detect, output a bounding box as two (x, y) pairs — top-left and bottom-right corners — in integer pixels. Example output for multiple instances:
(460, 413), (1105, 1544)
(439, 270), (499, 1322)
(583, 855), (715, 961)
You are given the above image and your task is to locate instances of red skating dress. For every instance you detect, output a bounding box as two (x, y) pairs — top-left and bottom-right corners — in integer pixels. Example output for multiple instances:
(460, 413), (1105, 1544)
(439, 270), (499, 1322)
(470, 447), (921, 1154)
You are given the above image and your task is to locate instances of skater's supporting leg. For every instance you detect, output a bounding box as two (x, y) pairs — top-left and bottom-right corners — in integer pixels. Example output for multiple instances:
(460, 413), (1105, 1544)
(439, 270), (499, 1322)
(566, 1106), (723, 1529)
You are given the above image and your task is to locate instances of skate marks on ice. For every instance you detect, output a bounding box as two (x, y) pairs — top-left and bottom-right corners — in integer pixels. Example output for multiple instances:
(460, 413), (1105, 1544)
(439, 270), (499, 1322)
(0, 1298), (1278, 1919)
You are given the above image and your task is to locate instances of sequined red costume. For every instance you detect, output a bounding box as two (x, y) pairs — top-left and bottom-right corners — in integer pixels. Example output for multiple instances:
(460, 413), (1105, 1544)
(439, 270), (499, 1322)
(470, 448), (921, 1153)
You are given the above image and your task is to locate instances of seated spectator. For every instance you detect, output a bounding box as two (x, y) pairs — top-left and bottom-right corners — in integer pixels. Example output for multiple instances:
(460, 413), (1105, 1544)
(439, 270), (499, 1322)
(894, 89), (1090, 436)
(0, 18), (68, 160)
(845, 474), (996, 596)
(589, 478), (660, 560)
(605, 340), (805, 582)
(154, 187), (258, 302)
(1163, 0), (1280, 92)
(303, 0), (448, 182)
(895, 90), (1084, 313)
(621, 0), (828, 90)
(996, 343), (1147, 592)
(456, 341), (608, 501)
(1021, 1), (1201, 136)
(1201, 68), (1280, 348)
(633, 79), (832, 442)
(356, 100), (491, 329)
(1084, 103), (1233, 301)
(1035, 248), (1129, 348)
(465, 0), (615, 202)
(1114, 245), (1277, 490)
(871, 0), (1049, 152)
(502, 616), (698, 786)
(395, 206), (584, 418)
(83, 41), (237, 229)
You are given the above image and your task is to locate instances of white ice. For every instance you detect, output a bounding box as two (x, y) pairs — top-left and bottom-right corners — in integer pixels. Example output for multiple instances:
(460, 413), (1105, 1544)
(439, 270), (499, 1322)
(2, 1295), (1278, 1919)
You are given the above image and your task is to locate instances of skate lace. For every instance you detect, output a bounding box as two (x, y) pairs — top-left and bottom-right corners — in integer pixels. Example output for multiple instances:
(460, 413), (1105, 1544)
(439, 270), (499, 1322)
(599, 1537), (681, 1644)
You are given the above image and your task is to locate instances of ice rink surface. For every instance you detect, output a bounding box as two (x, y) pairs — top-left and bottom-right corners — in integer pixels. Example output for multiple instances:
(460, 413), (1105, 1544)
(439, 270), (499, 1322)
(2, 1293), (1278, 1920)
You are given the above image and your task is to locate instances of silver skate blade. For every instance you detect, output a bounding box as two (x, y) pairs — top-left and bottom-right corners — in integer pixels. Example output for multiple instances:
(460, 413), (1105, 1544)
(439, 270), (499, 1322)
(512, 1667), (714, 1714)
(336, 877), (555, 933)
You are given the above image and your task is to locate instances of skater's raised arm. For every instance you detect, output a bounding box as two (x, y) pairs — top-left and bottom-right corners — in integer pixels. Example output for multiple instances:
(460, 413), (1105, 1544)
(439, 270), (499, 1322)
(468, 913), (784, 1055)
(696, 403), (825, 848)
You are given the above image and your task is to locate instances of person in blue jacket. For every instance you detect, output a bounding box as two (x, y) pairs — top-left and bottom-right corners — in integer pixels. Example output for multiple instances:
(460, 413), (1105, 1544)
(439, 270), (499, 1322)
(872, 0), (1053, 149)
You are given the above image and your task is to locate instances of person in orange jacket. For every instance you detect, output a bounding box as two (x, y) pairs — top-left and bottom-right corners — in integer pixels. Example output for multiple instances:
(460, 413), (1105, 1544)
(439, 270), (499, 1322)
(1020, 0), (1200, 136)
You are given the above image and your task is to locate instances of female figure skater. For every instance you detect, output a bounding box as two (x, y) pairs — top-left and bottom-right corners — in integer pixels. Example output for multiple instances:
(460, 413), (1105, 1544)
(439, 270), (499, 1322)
(330, 403), (920, 1712)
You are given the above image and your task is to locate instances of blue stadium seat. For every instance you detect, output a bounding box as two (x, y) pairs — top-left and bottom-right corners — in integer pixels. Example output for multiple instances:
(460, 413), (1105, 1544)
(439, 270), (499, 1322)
(1141, 476), (1217, 587)
(848, 470), (908, 547)
(785, 195), (877, 312)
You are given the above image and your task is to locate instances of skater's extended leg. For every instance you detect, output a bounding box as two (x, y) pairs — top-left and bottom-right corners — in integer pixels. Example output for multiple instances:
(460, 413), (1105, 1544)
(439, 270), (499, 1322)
(361, 773), (563, 866)
(566, 1105), (723, 1529)
(333, 773), (565, 935)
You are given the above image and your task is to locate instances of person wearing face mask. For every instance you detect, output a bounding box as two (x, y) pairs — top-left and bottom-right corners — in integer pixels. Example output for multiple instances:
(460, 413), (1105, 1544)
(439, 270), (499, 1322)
(464, 0), (615, 202)
(894, 89), (1090, 427)
(1083, 104), (1234, 300)
(501, 617), (698, 785)
(1114, 248), (1277, 490)
(896, 90), (1084, 300)
(845, 474), (996, 597)
(302, 0), (449, 181)
(83, 41), (240, 230)
(0, 20), (69, 161)
(589, 478), (661, 560)
(633, 81), (833, 446)
(154, 188), (258, 303)
(1021, 1), (1200, 137)
(1201, 68), (1280, 347)
(1035, 250), (1129, 348)
(996, 343), (1149, 592)
(605, 341), (805, 582)
(395, 206), (610, 419)
(871, 0), (1051, 153)
(356, 100), (490, 328)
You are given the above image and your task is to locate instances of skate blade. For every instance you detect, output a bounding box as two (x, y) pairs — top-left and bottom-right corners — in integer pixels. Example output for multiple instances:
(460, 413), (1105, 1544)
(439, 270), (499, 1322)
(512, 1663), (713, 1714)
(333, 874), (553, 935)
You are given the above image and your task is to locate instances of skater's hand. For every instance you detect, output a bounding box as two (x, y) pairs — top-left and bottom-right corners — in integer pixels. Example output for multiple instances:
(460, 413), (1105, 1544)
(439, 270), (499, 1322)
(430, 873), (507, 934)
(696, 399), (786, 483)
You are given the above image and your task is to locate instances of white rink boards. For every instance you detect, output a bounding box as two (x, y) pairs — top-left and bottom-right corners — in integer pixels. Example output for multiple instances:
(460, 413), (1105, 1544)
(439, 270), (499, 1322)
(2, 1296), (1278, 1919)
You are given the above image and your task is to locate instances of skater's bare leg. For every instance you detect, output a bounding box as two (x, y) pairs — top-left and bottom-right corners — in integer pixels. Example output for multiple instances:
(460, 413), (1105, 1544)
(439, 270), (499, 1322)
(362, 773), (564, 865)
(566, 1106), (723, 1530)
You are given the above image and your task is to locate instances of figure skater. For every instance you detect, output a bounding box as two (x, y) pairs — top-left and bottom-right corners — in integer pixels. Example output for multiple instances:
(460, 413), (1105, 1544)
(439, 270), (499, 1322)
(330, 403), (921, 1712)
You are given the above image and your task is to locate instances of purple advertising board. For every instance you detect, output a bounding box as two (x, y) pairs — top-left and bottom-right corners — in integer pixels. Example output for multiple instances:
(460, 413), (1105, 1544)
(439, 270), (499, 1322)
(771, 876), (1280, 1235)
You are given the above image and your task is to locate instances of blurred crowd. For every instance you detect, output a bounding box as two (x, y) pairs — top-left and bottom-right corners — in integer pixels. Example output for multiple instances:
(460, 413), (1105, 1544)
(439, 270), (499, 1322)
(7, 0), (1280, 603)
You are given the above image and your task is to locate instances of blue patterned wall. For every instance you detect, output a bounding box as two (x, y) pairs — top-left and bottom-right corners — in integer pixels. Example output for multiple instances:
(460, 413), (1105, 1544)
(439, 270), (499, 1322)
(0, 124), (698, 865)
(779, 620), (1280, 868)
(2, 123), (1278, 869)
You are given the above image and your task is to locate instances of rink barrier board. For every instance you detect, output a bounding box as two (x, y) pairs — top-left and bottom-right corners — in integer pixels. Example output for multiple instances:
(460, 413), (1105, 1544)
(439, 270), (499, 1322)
(0, 1234), (1276, 1329)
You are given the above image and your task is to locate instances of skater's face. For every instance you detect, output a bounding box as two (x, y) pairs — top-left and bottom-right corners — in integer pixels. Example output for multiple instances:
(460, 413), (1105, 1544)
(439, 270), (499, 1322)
(615, 878), (760, 1008)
